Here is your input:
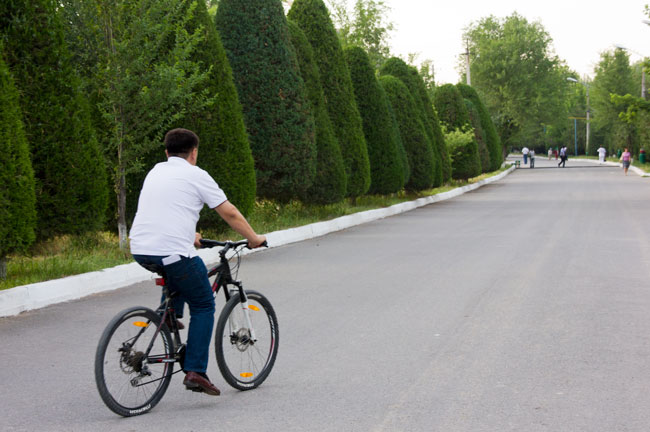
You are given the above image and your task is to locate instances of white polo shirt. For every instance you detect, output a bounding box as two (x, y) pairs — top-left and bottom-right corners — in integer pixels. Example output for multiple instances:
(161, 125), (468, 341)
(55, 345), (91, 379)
(129, 157), (227, 257)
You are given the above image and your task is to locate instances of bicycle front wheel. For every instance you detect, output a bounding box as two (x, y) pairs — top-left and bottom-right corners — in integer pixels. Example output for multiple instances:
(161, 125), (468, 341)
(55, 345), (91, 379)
(215, 290), (279, 390)
(95, 307), (173, 417)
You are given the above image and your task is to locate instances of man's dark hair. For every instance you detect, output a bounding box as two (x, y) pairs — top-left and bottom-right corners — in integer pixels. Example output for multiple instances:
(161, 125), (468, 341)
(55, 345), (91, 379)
(164, 128), (199, 157)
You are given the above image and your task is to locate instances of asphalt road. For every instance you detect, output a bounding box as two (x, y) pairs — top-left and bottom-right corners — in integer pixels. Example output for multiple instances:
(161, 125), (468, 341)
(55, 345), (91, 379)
(3, 156), (650, 431)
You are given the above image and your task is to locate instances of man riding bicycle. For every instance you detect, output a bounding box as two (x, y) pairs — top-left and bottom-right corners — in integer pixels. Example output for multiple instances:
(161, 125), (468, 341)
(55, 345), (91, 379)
(129, 128), (266, 396)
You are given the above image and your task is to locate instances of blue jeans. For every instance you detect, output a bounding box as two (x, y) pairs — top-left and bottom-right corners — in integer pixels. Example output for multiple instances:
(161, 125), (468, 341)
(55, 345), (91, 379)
(133, 254), (215, 373)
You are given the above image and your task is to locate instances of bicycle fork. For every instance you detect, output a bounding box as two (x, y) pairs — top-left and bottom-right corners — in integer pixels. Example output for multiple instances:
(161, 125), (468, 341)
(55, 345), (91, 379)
(232, 284), (258, 344)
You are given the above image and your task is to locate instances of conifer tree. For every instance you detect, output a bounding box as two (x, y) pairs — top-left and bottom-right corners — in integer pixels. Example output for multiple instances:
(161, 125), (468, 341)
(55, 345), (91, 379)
(0, 0), (108, 238)
(456, 83), (503, 170)
(379, 75), (434, 191)
(288, 0), (371, 197)
(344, 46), (405, 194)
(0, 46), (36, 279)
(435, 84), (481, 180)
(216, 0), (316, 201)
(288, 20), (347, 204)
(380, 57), (447, 185)
(464, 99), (490, 173)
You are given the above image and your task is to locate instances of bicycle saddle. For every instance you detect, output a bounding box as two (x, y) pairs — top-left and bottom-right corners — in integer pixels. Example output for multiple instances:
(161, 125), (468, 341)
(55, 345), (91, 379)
(140, 263), (165, 277)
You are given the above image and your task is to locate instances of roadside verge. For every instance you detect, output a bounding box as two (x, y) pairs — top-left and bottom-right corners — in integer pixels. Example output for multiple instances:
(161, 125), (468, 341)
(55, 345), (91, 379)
(0, 165), (515, 317)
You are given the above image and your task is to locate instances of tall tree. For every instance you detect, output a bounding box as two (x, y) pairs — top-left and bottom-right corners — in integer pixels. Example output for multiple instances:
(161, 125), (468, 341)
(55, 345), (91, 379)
(289, 0), (371, 197)
(344, 46), (405, 194)
(0, 45), (36, 279)
(464, 99), (489, 173)
(379, 75), (435, 191)
(591, 48), (636, 155)
(464, 13), (567, 150)
(287, 20), (347, 204)
(327, 0), (394, 70)
(217, 0), (316, 202)
(1, 0), (108, 239)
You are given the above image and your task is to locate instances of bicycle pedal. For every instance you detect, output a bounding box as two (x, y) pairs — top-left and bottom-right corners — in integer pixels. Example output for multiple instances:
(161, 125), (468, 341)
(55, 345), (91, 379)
(186, 386), (205, 393)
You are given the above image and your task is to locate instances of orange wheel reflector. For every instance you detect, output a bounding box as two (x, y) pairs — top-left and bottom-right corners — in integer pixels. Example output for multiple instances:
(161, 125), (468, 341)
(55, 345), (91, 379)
(248, 305), (260, 311)
(133, 321), (149, 327)
(240, 372), (254, 378)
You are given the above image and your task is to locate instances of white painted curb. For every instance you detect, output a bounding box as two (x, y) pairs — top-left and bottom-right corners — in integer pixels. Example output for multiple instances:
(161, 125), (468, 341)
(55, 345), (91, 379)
(0, 166), (515, 317)
(576, 158), (650, 177)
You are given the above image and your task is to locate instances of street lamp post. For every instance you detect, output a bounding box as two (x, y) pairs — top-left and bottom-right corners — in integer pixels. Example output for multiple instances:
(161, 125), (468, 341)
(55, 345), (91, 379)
(567, 77), (590, 155)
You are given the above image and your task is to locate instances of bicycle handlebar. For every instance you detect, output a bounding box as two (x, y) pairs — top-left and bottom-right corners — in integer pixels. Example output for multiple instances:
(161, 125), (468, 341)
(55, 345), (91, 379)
(199, 239), (268, 253)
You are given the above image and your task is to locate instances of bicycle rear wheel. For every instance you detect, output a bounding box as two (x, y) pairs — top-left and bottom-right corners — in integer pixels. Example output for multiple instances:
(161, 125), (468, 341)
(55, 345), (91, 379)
(95, 307), (173, 416)
(215, 290), (279, 390)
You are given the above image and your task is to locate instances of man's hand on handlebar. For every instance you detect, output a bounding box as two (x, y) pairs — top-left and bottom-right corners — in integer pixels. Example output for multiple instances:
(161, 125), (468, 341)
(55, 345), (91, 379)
(194, 232), (203, 248)
(248, 235), (267, 249)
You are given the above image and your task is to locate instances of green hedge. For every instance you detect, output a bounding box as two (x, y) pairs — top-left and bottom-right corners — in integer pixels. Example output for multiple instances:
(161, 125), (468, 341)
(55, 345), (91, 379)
(456, 83), (503, 170)
(0, 44), (36, 261)
(344, 46), (405, 194)
(434, 84), (472, 129)
(446, 129), (481, 180)
(288, 0), (371, 198)
(464, 99), (490, 173)
(217, 0), (316, 201)
(380, 57), (446, 186)
(287, 20), (347, 204)
(1, 0), (108, 238)
(379, 75), (434, 191)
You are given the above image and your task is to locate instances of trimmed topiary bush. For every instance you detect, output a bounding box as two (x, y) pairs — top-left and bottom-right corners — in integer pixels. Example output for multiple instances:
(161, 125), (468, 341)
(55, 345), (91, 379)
(379, 75), (434, 191)
(344, 46), (405, 194)
(182, 0), (257, 227)
(288, 0), (371, 198)
(379, 57), (446, 186)
(464, 99), (490, 173)
(0, 45), (36, 278)
(456, 83), (503, 170)
(216, 0), (316, 201)
(1, 0), (108, 238)
(287, 20), (347, 204)
(434, 84), (473, 130)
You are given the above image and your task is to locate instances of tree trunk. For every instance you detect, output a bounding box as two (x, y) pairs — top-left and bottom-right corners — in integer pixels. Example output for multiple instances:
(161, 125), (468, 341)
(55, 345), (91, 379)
(0, 257), (7, 280)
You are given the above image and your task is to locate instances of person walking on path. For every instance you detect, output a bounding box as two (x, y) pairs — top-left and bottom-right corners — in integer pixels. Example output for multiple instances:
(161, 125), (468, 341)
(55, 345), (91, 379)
(548, 148), (553, 160)
(558, 146), (567, 167)
(620, 148), (632, 175)
(597, 146), (607, 163)
(129, 128), (267, 396)
(522, 146), (530, 165)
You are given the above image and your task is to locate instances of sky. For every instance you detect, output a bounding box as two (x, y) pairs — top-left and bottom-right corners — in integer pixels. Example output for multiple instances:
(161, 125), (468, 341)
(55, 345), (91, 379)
(380, 0), (650, 84)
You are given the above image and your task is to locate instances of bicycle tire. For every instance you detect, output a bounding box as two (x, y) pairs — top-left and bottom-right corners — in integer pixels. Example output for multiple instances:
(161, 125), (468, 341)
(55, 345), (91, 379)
(215, 290), (279, 390)
(95, 306), (173, 417)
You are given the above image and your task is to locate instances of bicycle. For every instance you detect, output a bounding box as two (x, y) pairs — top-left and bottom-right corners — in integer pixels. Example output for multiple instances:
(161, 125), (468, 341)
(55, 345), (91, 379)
(94, 239), (279, 417)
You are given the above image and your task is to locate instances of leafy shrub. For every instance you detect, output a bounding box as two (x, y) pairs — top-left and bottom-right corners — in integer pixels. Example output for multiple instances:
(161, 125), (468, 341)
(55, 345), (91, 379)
(445, 128), (481, 180)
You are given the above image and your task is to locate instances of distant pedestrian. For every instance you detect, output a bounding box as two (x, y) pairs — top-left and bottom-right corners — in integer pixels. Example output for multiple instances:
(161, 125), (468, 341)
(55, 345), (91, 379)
(554, 148), (558, 160)
(597, 146), (607, 164)
(558, 146), (567, 167)
(530, 149), (535, 168)
(548, 148), (553, 160)
(620, 147), (631, 175)
(522, 146), (529, 165)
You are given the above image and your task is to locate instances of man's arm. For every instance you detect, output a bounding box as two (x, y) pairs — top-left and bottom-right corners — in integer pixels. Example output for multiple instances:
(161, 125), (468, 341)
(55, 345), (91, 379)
(214, 201), (266, 248)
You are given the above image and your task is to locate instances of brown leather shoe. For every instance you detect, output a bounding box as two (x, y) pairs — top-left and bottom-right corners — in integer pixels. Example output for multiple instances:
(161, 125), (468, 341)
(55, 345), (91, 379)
(164, 315), (185, 330)
(183, 372), (221, 396)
